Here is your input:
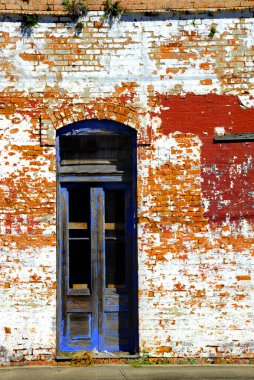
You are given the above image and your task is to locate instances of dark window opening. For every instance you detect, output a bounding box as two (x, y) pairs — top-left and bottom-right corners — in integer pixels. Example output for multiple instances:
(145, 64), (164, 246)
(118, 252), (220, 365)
(69, 240), (91, 290)
(68, 188), (91, 290)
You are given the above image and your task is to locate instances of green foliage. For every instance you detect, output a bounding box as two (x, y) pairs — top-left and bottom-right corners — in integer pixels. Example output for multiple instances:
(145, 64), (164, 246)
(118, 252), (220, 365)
(75, 21), (84, 30)
(21, 14), (39, 30)
(103, 0), (122, 23)
(129, 356), (199, 366)
(129, 358), (153, 366)
(209, 25), (217, 38)
(63, 0), (88, 21)
(129, 361), (142, 367)
(129, 352), (153, 366)
(187, 358), (198, 364)
(75, 21), (84, 35)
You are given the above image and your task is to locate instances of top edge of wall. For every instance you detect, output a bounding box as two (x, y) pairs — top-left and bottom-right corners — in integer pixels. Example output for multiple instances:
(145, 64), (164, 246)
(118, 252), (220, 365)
(0, 7), (254, 17)
(0, 0), (254, 16)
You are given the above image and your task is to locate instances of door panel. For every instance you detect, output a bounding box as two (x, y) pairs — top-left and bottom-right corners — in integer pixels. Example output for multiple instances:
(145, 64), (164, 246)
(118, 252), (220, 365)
(104, 190), (126, 289)
(59, 184), (136, 353)
(57, 121), (138, 356)
(67, 313), (92, 340)
(100, 188), (132, 351)
(66, 298), (92, 312)
(90, 187), (104, 350)
(59, 188), (94, 352)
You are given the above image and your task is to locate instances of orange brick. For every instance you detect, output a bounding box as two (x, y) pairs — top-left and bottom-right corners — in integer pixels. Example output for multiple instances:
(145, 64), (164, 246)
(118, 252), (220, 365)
(236, 275), (251, 281)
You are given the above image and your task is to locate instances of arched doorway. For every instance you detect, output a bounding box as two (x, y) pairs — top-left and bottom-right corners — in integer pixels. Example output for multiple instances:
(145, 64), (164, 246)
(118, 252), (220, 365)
(56, 120), (138, 355)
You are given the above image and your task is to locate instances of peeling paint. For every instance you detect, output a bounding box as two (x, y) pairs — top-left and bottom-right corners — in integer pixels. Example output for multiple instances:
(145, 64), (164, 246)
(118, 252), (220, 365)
(0, 10), (254, 363)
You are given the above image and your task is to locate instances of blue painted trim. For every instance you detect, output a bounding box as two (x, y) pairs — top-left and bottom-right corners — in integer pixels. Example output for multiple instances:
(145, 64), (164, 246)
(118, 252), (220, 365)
(57, 119), (138, 354)
(90, 187), (99, 349)
(56, 119), (137, 137)
(65, 189), (69, 295)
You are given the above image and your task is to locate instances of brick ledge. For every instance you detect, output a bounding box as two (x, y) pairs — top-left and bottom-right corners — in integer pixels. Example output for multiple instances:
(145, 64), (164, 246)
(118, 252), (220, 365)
(0, 7), (253, 16)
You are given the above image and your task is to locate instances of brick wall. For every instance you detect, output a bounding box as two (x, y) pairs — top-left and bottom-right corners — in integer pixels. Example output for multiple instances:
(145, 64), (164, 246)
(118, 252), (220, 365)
(0, 9), (253, 363)
(1, 0), (254, 13)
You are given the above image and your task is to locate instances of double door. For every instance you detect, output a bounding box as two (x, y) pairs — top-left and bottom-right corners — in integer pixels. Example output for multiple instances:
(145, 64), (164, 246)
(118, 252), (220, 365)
(58, 183), (137, 353)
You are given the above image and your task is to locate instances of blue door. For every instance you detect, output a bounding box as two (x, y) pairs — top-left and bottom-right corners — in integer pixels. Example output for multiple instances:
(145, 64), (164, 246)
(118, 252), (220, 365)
(57, 120), (138, 355)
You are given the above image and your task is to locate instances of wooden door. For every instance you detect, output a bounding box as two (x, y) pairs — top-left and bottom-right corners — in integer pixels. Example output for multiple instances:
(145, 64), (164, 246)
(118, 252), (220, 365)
(58, 183), (137, 354)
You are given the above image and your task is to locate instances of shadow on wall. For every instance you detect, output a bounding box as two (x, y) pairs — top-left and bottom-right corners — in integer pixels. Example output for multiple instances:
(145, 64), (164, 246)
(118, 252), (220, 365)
(0, 8), (253, 25)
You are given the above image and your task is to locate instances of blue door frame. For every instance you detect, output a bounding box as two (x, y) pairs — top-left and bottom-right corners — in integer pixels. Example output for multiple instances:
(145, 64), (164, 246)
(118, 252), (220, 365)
(56, 120), (138, 355)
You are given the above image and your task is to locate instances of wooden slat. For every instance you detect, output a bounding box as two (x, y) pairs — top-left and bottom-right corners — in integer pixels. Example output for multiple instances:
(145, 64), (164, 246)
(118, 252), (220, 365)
(105, 312), (129, 337)
(60, 174), (132, 182)
(107, 284), (125, 289)
(60, 135), (133, 150)
(68, 313), (91, 340)
(73, 283), (88, 289)
(67, 288), (90, 296)
(214, 133), (254, 143)
(105, 223), (125, 230)
(69, 222), (124, 230)
(62, 152), (132, 160)
(104, 295), (129, 312)
(61, 188), (68, 336)
(61, 159), (119, 165)
(67, 298), (92, 313)
(90, 188), (103, 348)
(59, 164), (128, 174)
(69, 222), (88, 230)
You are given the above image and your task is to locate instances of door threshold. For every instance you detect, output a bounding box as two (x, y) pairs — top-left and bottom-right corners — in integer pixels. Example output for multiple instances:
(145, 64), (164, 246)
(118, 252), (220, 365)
(56, 352), (139, 361)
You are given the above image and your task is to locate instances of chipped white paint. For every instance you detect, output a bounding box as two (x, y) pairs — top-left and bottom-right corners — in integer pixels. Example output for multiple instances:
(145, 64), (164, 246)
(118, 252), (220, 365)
(137, 127), (254, 357)
(0, 247), (56, 364)
(0, 11), (253, 105)
(0, 115), (54, 180)
(239, 93), (254, 108)
(214, 127), (225, 136)
(0, 111), (56, 363)
(0, 9), (254, 364)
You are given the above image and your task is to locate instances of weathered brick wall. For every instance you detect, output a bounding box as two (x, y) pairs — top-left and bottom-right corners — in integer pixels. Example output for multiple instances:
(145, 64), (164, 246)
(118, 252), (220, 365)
(0, 9), (253, 363)
(1, 0), (254, 13)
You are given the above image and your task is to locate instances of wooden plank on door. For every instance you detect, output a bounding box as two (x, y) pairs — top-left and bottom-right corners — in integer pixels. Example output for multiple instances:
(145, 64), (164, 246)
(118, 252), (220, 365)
(61, 188), (68, 337)
(90, 188), (104, 349)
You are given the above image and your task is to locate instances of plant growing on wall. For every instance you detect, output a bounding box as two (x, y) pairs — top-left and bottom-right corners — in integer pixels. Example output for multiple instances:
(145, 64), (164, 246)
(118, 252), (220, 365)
(75, 21), (84, 35)
(102, 0), (122, 24)
(62, 0), (88, 21)
(20, 14), (39, 36)
(62, 0), (88, 34)
(209, 25), (217, 38)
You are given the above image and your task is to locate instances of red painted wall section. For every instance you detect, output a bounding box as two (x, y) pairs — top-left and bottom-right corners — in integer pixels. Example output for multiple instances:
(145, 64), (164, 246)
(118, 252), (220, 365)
(157, 94), (254, 224)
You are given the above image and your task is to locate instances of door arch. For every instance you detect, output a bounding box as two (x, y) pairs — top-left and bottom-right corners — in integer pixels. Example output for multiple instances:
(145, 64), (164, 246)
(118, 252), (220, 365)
(56, 120), (138, 355)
